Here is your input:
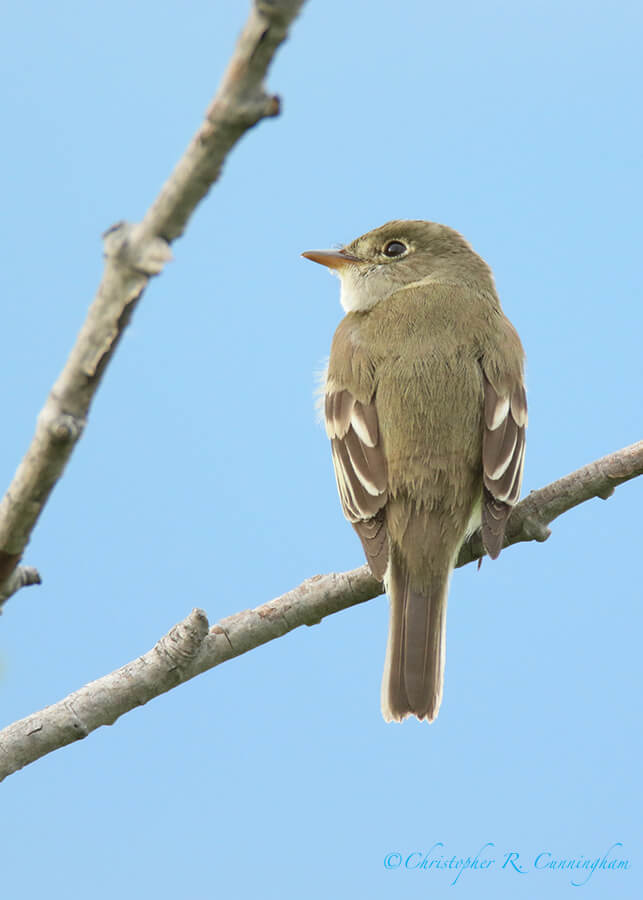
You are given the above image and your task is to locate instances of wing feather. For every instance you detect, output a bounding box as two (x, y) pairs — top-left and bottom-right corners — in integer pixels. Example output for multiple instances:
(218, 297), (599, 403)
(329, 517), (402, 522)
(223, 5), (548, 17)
(351, 399), (379, 447)
(325, 388), (389, 579)
(481, 370), (527, 559)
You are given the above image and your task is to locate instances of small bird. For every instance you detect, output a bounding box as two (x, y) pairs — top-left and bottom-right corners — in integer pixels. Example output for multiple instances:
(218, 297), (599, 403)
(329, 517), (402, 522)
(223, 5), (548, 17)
(302, 220), (526, 723)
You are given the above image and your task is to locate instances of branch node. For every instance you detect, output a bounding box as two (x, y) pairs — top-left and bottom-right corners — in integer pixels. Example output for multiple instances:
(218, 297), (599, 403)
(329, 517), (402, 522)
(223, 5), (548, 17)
(65, 703), (90, 739)
(596, 486), (615, 500)
(102, 222), (173, 277)
(49, 413), (84, 444)
(131, 233), (174, 277)
(17, 566), (41, 588)
(522, 515), (552, 543)
(210, 90), (280, 127)
(0, 565), (42, 608)
(266, 94), (281, 116)
(157, 608), (209, 667)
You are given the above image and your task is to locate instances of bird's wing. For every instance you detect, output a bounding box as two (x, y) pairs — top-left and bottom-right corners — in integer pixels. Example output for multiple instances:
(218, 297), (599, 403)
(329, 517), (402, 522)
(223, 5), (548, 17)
(480, 369), (527, 559)
(325, 389), (389, 579)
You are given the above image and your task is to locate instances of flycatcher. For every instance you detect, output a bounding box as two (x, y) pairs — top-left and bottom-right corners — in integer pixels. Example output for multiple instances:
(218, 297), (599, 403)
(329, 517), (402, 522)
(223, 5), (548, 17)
(302, 220), (526, 723)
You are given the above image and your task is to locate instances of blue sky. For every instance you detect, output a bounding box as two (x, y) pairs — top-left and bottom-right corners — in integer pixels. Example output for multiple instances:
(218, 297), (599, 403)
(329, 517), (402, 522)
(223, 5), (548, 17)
(1, 1), (641, 897)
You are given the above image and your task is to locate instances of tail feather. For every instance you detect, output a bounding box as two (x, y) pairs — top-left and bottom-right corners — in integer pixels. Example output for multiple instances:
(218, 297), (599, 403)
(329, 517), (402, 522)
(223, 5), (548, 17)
(381, 551), (449, 723)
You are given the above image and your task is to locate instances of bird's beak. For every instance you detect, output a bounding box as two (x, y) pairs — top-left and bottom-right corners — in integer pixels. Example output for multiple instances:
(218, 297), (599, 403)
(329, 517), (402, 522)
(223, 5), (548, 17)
(301, 248), (362, 270)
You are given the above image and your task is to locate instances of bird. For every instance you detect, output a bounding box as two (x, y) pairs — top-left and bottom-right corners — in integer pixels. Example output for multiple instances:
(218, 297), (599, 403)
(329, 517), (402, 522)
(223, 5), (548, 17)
(302, 220), (526, 723)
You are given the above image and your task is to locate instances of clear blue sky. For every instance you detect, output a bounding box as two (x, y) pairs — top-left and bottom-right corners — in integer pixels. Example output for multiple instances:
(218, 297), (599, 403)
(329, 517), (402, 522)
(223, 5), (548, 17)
(1, 1), (641, 898)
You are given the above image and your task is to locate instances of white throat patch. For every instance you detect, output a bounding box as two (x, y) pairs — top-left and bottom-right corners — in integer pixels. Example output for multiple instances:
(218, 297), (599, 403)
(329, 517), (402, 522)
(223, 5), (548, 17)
(336, 265), (390, 313)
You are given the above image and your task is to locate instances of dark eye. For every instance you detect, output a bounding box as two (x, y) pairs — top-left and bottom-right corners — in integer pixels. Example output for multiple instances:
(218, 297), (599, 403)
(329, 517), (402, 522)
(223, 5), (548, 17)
(383, 240), (407, 258)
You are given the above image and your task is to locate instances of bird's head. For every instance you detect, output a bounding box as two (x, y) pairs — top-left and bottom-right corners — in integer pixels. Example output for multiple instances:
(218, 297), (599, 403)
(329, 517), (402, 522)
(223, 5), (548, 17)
(303, 219), (493, 312)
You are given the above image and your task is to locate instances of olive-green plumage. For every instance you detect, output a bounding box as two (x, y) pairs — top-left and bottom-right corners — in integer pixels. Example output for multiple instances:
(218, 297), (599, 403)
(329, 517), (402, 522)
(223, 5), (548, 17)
(303, 220), (526, 723)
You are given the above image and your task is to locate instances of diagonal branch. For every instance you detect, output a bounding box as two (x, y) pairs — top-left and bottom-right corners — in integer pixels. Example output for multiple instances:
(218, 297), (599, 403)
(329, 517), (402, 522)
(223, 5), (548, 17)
(456, 438), (643, 566)
(0, 441), (640, 780)
(0, 0), (307, 601)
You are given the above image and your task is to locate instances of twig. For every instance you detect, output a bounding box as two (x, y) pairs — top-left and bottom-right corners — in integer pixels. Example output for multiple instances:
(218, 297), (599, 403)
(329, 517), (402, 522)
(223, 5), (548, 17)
(0, 0), (307, 602)
(0, 567), (41, 609)
(0, 441), (640, 780)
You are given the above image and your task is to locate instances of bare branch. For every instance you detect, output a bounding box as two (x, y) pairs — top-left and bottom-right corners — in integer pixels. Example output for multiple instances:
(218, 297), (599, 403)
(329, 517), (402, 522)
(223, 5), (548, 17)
(456, 438), (643, 567)
(0, 0), (307, 601)
(0, 441), (640, 780)
(0, 573), (378, 781)
(0, 610), (210, 780)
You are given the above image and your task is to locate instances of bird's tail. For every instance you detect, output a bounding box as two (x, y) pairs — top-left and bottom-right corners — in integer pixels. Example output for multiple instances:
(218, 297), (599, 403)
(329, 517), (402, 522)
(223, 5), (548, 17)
(381, 548), (450, 723)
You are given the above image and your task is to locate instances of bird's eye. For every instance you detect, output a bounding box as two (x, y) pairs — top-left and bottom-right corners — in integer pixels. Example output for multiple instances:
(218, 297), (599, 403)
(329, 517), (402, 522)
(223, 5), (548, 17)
(383, 240), (407, 258)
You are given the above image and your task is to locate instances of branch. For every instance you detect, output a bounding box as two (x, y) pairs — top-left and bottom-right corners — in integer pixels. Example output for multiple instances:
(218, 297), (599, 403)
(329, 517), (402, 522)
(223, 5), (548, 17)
(0, 0), (307, 603)
(457, 438), (643, 566)
(0, 566), (41, 608)
(0, 441), (640, 780)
